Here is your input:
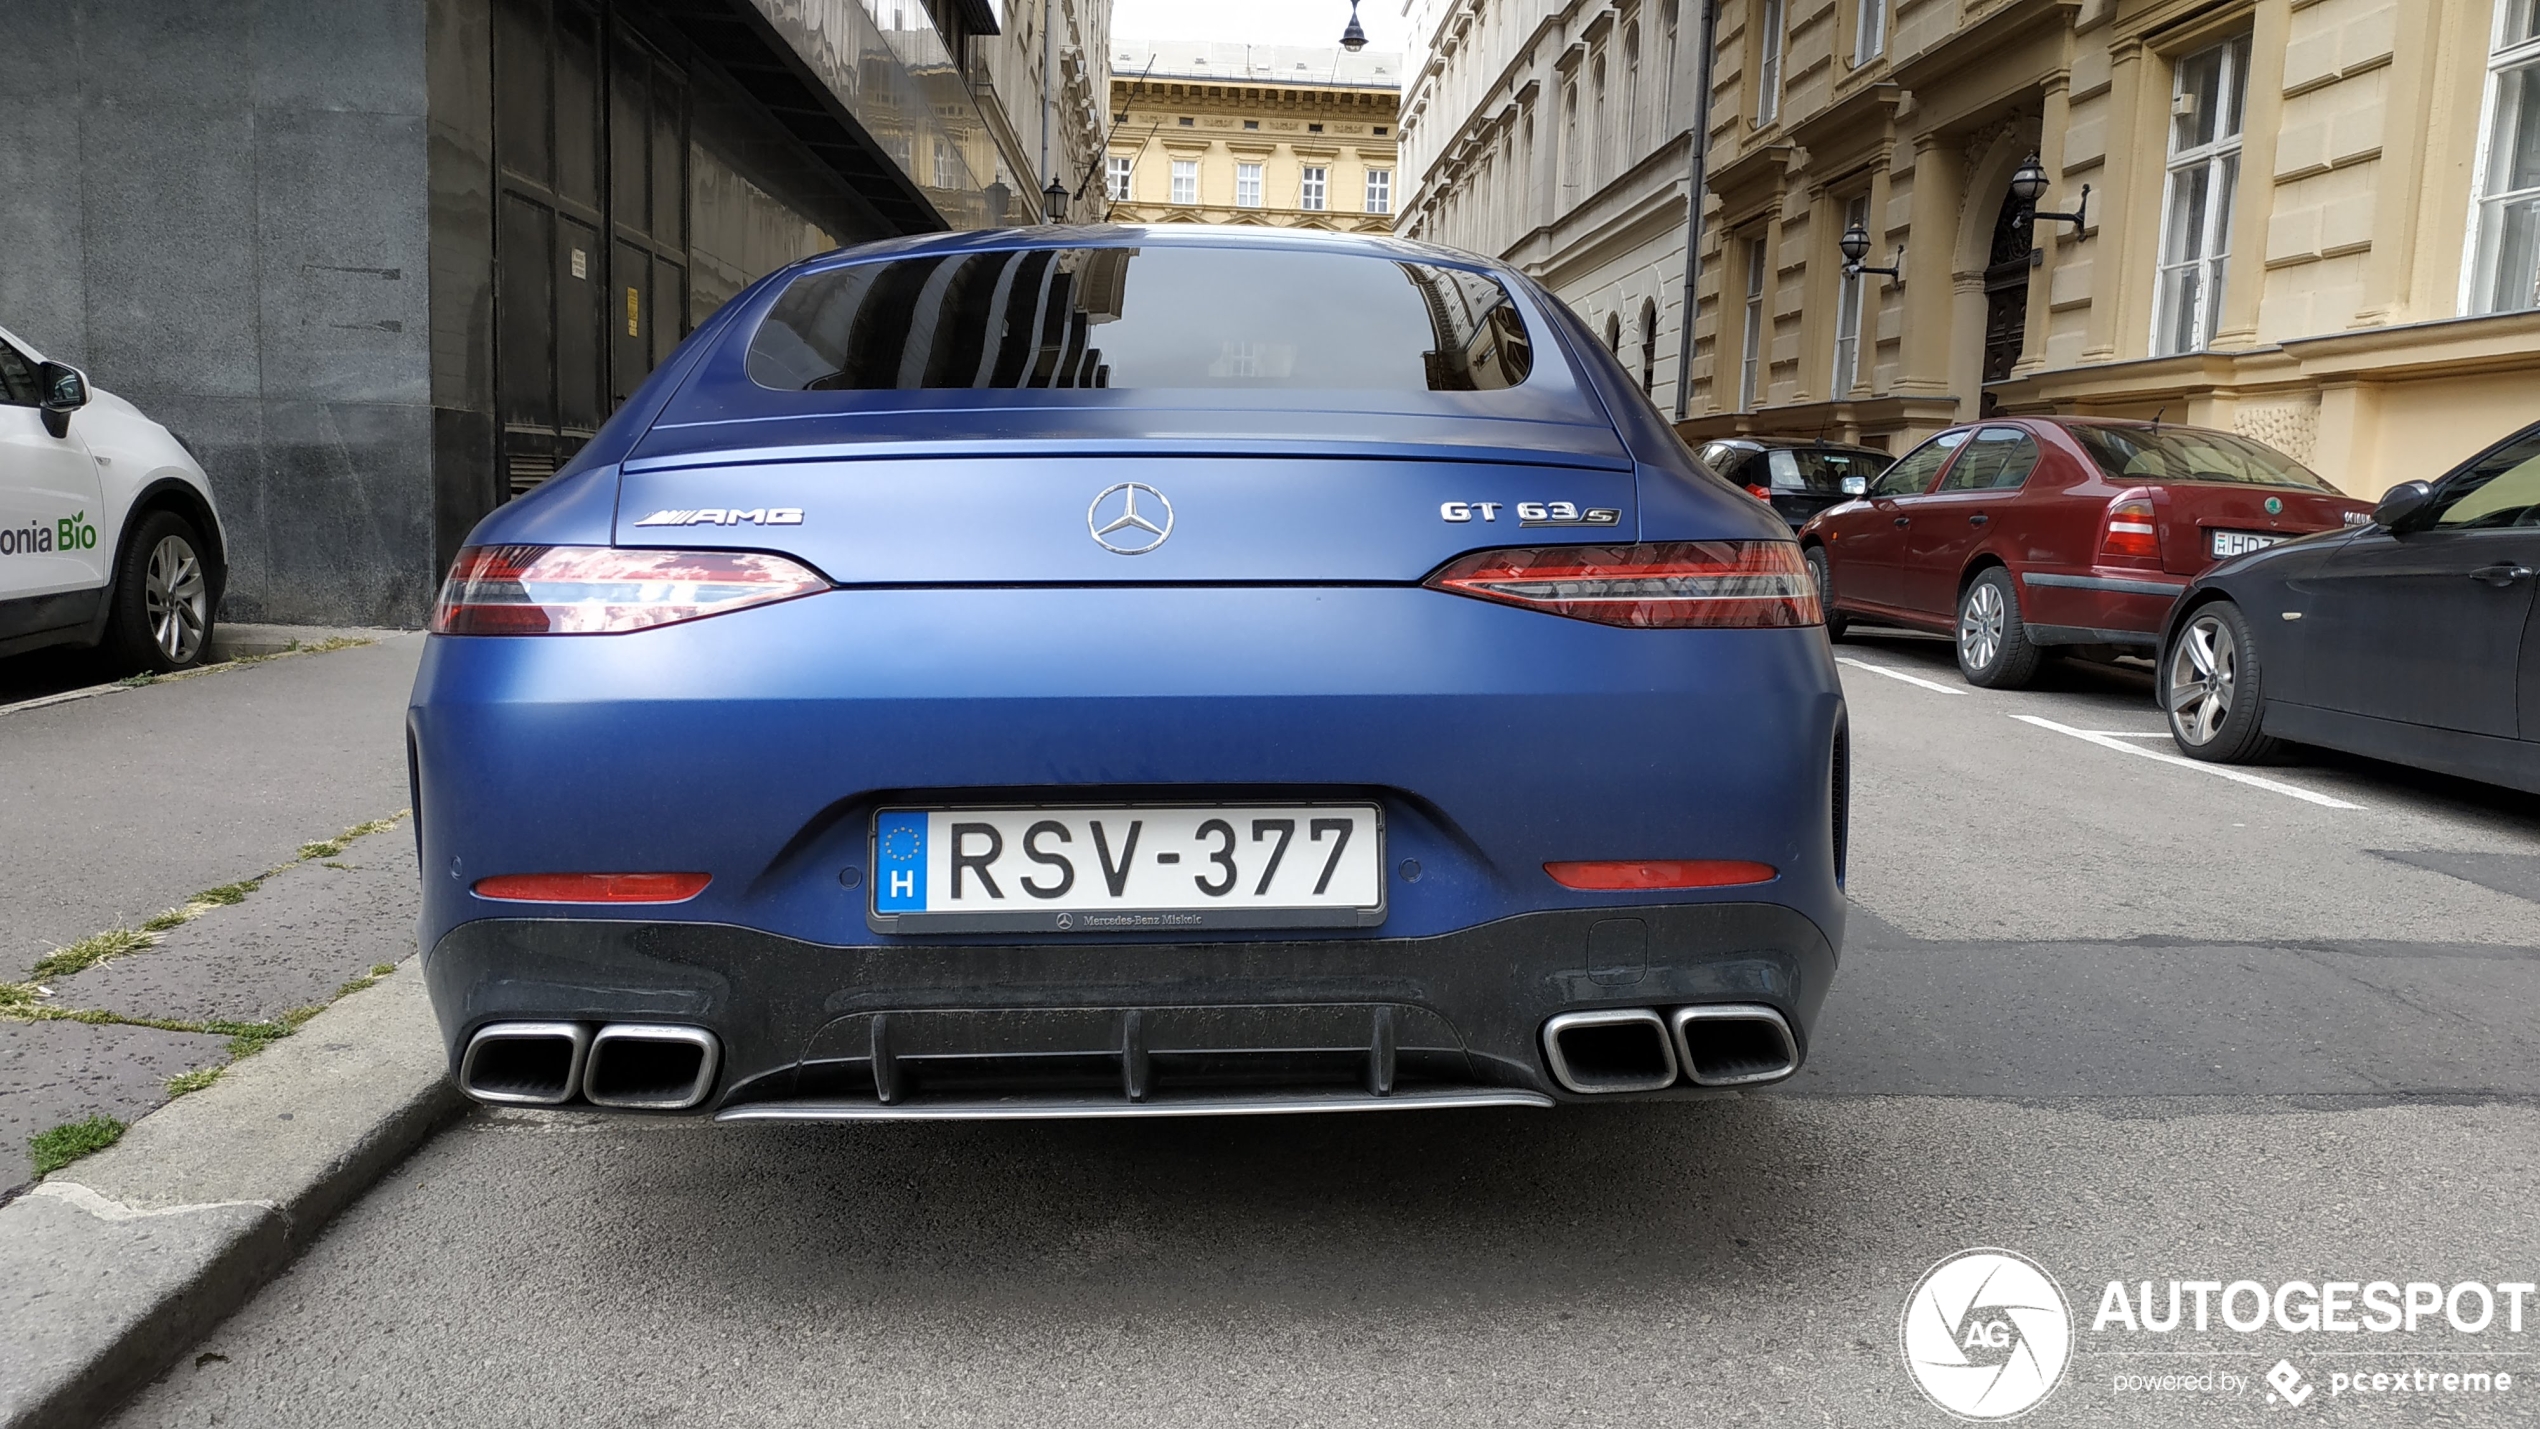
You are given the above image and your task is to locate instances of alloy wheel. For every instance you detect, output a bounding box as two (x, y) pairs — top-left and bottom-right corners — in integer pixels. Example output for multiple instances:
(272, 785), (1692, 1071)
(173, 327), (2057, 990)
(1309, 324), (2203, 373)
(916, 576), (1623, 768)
(2166, 613), (2237, 745)
(145, 534), (209, 663)
(1959, 581), (2004, 672)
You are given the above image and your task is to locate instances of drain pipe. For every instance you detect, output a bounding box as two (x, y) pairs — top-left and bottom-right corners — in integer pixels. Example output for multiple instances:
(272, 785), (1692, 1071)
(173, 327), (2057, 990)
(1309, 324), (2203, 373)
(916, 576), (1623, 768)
(1672, 0), (1721, 423)
(1040, 0), (1057, 220)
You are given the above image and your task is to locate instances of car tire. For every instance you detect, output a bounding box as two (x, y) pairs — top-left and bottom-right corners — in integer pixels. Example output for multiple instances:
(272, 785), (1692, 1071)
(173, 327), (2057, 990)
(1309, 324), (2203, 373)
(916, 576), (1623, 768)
(2164, 600), (2279, 763)
(1955, 567), (2040, 689)
(1803, 546), (1848, 640)
(105, 510), (217, 673)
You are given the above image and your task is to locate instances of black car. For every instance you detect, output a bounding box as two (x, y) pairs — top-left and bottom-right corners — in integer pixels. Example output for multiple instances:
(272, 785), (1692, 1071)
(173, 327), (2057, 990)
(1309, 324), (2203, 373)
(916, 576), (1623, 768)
(1697, 437), (1894, 530)
(2160, 419), (2540, 794)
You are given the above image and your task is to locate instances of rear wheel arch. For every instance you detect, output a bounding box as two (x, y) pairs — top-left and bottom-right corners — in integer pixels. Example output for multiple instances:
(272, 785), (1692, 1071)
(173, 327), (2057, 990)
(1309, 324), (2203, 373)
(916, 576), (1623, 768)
(1956, 554), (2010, 601)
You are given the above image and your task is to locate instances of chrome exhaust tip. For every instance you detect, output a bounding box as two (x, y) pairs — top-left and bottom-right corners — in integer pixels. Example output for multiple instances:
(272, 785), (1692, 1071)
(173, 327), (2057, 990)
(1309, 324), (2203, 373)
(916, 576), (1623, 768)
(583, 1024), (721, 1110)
(1668, 1004), (1799, 1087)
(459, 1022), (591, 1105)
(1541, 1008), (1680, 1094)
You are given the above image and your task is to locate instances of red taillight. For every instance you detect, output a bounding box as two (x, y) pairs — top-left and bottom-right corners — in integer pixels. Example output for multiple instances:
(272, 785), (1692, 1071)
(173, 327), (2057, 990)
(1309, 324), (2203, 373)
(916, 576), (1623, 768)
(1744, 484), (1775, 502)
(1544, 860), (1778, 890)
(2100, 492), (2161, 560)
(1424, 541), (1822, 628)
(472, 873), (712, 903)
(431, 545), (829, 635)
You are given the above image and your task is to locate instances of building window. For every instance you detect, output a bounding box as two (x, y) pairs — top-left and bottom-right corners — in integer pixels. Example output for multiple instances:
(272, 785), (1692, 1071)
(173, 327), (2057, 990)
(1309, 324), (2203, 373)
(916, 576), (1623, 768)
(1171, 159), (1198, 206)
(1106, 155), (1133, 202)
(1365, 167), (1392, 213)
(2153, 35), (2251, 355)
(1606, 311), (1624, 354)
(1308, 123), (1325, 134)
(1853, 0), (1886, 65)
(1374, 125), (1388, 135)
(1740, 235), (1768, 410)
(1623, 26), (1642, 159)
(1301, 166), (1328, 210)
(1237, 162), (1263, 208)
(1561, 82), (1581, 205)
(1833, 194), (1868, 394)
(1177, 116), (1195, 127)
(2471, 0), (2540, 313)
(1663, 0), (1680, 115)
(1755, 0), (1785, 126)
(1639, 297), (1659, 394)
(1244, 119), (1260, 130)
(1591, 55), (1609, 190)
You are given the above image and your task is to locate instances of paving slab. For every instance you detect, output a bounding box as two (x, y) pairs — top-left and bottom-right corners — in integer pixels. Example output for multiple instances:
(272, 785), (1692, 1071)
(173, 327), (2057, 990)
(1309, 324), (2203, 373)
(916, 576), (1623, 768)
(0, 1021), (230, 1197)
(0, 632), (424, 976)
(49, 839), (420, 1027)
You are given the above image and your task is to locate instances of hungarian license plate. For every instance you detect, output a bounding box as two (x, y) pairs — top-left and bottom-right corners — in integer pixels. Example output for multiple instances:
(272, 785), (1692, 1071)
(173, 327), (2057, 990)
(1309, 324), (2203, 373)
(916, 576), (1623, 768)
(2210, 529), (2284, 558)
(868, 804), (1386, 934)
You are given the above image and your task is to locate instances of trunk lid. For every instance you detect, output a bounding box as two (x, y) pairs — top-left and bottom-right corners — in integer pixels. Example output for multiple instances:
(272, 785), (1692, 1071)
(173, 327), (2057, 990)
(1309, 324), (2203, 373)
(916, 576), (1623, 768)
(2154, 484), (2373, 576)
(611, 451), (1642, 584)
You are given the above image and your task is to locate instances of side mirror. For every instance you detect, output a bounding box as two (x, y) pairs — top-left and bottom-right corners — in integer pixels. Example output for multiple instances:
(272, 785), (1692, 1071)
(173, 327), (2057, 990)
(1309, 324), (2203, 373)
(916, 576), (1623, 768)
(36, 361), (88, 439)
(2372, 479), (2435, 532)
(1841, 475), (1869, 496)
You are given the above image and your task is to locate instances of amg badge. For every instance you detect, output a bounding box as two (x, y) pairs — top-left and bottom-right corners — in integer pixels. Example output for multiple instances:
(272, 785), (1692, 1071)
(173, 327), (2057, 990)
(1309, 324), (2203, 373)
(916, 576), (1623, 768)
(632, 508), (804, 527)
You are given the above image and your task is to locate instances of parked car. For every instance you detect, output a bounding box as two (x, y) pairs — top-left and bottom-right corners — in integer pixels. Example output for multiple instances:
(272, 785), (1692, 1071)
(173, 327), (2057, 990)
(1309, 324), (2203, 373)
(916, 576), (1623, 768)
(1697, 436), (1893, 530)
(410, 228), (1849, 1122)
(2160, 419), (2540, 794)
(0, 324), (225, 671)
(1798, 417), (2373, 687)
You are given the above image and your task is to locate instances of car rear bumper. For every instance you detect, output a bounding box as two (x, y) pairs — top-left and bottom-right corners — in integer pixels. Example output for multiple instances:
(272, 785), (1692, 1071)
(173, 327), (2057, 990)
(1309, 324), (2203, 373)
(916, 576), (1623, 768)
(424, 900), (1840, 1115)
(2017, 568), (2190, 646)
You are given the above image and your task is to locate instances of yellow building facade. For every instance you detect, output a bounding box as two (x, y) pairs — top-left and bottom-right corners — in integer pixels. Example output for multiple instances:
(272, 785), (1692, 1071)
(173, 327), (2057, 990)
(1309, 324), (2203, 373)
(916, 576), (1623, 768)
(1102, 41), (1402, 233)
(1677, 0), (2540, 498)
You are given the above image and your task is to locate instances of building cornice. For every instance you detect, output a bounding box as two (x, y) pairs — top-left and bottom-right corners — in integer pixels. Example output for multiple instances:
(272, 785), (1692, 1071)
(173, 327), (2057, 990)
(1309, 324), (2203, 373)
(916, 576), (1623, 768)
(1889, 0), (2082, 94)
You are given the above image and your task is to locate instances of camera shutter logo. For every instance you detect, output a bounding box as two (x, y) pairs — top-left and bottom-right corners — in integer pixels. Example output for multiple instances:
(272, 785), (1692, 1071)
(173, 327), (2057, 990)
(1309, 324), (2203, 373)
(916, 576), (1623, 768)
(1900, 1249), (2073, 1420)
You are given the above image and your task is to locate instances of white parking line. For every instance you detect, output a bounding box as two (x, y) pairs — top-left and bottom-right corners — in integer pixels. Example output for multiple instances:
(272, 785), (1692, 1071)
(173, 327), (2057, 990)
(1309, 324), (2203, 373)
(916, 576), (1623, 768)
(2011, 715), (2365, 810)
(1835, 657), (1968, 697)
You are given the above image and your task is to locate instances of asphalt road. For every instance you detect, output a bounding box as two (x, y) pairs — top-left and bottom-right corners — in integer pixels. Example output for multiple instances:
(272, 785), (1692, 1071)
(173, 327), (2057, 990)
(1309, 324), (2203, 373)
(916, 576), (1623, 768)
(89, 632), (2540, 1427)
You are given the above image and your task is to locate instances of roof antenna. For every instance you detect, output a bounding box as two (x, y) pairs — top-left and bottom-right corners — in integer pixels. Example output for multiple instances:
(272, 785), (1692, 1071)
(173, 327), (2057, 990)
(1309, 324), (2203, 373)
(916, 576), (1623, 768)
(2150, 405), (2167, 433)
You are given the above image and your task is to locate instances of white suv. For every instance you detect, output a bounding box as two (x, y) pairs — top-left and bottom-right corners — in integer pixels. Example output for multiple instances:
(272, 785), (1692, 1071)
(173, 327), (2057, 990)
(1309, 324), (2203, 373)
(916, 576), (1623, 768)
(1, 323), (226, 671)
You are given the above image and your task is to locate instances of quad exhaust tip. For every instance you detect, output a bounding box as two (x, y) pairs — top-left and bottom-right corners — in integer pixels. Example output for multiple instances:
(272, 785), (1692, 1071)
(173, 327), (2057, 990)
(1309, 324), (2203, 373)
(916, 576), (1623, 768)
(1541, 1004), (1799, 1094)
(459, 1022), (591, 1106)
(584, 1024), (720, 1110)
(1542, 1008), (1680, 1094)
(458, 1022), (721, 1109)
(1670, 1004), (1798, 1087)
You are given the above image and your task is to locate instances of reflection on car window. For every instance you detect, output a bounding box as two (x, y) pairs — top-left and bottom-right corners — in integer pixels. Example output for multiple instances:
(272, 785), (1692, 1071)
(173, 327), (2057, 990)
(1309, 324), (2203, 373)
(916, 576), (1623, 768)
(2069, 425), (2331, 491)
(0, 341), (38, 407)
(2433, 430), (2540, 529)
(1766, 447), (1889, 492)
(1938, 427), (2041, 491)
(747, 246), (1535, 393)
(1871, 431), (1969, 497)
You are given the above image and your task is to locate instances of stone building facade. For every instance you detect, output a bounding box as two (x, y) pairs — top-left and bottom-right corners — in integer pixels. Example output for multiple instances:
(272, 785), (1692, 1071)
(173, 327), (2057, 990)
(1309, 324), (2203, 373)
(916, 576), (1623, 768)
(1395, 0), (1706, 413)
(1101, 42), (1401, 233)
(1673, 0), (2540, 497)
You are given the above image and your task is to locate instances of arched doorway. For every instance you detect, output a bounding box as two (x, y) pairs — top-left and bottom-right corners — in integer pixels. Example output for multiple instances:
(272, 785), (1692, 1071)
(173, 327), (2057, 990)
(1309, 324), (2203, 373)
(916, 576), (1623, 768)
(1981, 188), (2035, 384)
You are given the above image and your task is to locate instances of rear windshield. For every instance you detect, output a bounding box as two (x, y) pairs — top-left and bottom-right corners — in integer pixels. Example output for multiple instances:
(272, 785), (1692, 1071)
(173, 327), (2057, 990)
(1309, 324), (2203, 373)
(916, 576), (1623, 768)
(746, 246), (1534, 393)
(2070, 426), (2333, 491)
(1763, 447), (1890, 492)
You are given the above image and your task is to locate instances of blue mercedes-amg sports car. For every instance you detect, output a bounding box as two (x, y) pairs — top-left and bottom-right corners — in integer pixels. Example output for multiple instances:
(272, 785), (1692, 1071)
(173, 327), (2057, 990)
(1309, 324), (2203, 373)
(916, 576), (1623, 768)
(411, 226), (1848, 1119)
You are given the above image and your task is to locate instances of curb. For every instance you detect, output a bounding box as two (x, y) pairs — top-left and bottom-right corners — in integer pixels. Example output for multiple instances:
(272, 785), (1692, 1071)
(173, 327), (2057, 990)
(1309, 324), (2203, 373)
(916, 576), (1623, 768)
(0, 960), (461, 1428)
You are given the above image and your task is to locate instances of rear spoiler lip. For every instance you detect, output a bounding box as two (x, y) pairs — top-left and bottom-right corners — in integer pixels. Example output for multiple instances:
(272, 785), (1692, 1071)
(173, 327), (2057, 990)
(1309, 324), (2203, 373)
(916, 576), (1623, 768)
(620, 437), (1638, 475)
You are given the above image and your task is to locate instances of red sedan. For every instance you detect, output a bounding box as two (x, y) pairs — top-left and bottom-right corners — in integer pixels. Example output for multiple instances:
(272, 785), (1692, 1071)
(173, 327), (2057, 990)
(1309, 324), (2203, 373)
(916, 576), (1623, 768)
(1798, 418), (2375, 687)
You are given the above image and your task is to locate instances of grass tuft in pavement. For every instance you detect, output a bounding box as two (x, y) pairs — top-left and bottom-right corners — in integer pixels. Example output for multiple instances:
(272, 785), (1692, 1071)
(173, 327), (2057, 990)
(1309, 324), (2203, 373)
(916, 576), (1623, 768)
(30, 927), (156, 980)
(31, 1115), (126, 1176)
(166, 1066), (223, 1097)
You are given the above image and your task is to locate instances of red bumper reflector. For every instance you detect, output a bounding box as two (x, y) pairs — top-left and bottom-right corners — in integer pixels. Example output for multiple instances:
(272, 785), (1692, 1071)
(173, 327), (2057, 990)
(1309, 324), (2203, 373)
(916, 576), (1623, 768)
(1543, 860), (1778, 891)
(472, 872), (712, 904)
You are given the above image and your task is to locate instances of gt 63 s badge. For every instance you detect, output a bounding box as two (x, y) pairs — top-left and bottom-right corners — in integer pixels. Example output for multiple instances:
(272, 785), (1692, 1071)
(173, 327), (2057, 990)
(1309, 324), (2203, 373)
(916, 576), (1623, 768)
(1439, 501), (1621, 528)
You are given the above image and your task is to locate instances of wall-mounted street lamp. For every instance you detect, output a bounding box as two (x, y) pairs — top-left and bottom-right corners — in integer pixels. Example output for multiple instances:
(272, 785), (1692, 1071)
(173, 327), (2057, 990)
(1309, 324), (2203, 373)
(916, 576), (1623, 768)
(1340, 0), (1368, 52)
(1043, 175), (1070, 223)
(2010, 154), (2089, 234)
(1840, 222), (1903, 284)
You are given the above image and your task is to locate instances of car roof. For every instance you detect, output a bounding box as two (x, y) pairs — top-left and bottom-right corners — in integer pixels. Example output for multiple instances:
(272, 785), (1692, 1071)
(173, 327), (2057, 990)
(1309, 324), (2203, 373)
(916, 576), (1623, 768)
(1705, 436), (1888, 455)
(784, 222), (1518, 280)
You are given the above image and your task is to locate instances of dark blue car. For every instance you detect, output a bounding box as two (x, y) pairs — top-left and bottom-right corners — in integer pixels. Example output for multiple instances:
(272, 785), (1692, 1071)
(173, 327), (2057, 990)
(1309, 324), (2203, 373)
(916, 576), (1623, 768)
(409, 226), (1848, 1120)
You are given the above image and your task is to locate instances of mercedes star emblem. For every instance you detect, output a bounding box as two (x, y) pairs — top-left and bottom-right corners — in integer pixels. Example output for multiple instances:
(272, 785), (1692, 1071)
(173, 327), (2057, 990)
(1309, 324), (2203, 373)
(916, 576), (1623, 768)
(1087, 482), (1174, 555)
